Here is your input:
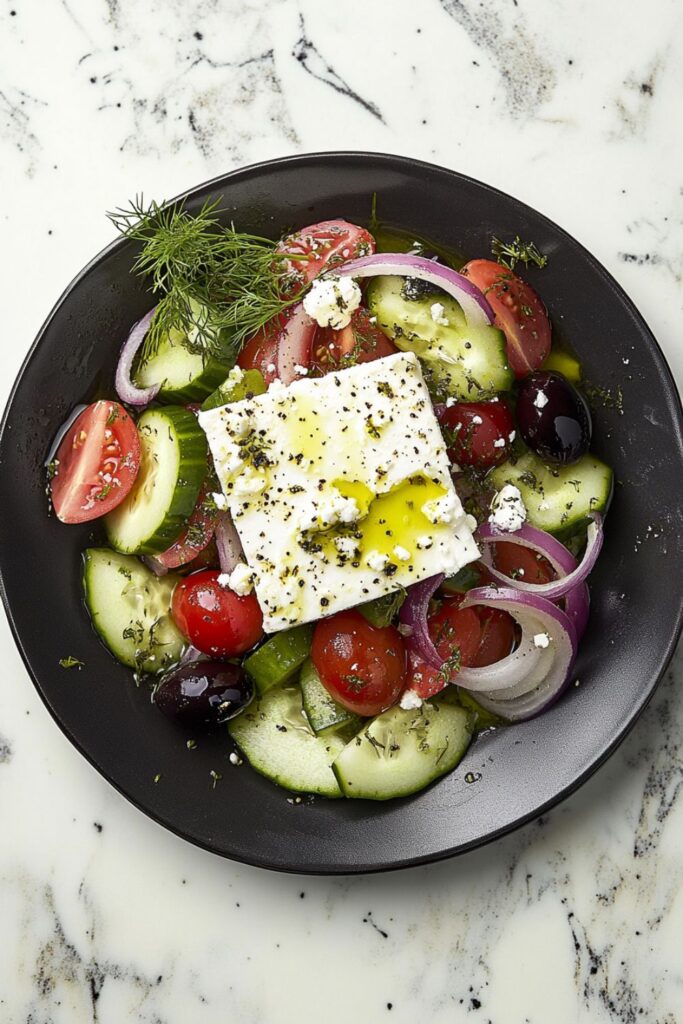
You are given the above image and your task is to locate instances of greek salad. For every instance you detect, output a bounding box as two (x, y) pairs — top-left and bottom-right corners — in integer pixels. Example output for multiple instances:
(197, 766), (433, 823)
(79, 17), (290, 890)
(48, 201), (612, 801)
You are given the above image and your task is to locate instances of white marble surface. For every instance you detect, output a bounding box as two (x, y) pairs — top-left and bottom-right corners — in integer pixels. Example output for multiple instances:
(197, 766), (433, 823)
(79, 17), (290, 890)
(1, 1), (682, 1021)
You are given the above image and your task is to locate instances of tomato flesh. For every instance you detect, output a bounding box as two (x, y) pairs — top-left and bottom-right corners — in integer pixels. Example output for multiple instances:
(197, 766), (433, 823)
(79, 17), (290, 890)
(311, 610), (406, 716)
(492, 542), (555, 585)
(276, 219), (375, 288)
(311, 307), (397, 374)
(50, 401), (140, 523)
(470, 607), (516, 667)
(438, 400), (515, 468)
(237, 316), (283, 384)
(155, 481), (218, 570)
(171, 569), (263, 658)
(462, 259), (551, 377)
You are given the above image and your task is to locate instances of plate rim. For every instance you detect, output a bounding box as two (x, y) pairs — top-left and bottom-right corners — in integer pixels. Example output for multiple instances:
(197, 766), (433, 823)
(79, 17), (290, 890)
(1, 150), (682, 875)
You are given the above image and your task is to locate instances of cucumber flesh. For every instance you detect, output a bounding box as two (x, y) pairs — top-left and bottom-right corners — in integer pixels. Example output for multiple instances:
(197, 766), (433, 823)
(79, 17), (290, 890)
(300, 659), (361, 736)
(83, 548), (186, 673)
(367, 275), (513, 399)
(489, 449), (613, 538)
(228, 685), (345, 797)
(333, 695), (474, 800)
(201, 368), (267, 411)
(105, 406), (207, 555)
(244, 624), (313, 695)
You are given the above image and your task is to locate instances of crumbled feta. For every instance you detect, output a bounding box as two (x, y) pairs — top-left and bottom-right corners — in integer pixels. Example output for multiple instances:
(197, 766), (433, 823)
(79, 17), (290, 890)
(466, 514), (478, 532)
(212, 492), (229, 511)
(366, 550), (389, 572)
(416, 535), (434, 550)
(472, 415), (483, 425)
(508, 430), (516, 443)
(334, 536), (358, 558)
(430, 302), (449, 326)
(226, 365), (244, 384)
(228, 562), (256, 596)
(294, 364), (309, 376)
(393, 545), (411, 562)
(488, 485), (527, 533)
(493, 438), (506, 448)
(400, 689), (424, 710)
(266, 363), (276, 374)
(445, 396), (458, 408)
(533, 632), (550, 648)
(229, 752), (243, 765)
(217, 573), (231, 588)
(302, 277), (362, 330)
(534, 391), (549, 410)
(422, 490), (458, 524)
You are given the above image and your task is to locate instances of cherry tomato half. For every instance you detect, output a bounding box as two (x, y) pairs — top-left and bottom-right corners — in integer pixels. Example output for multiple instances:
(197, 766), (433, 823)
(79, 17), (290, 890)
(492, 542), (555, 585)
(462, 259), (551, 378)
(171, 570), (263, 658)
(311, 307), (397, 374)
(438, 400), (515, 468)
(311, 609), (406, 716)
(276, 219), (376, 288)
(237, 315), (284, 384)
(50, 401), (140, 523)
(155, 481), (218, 570)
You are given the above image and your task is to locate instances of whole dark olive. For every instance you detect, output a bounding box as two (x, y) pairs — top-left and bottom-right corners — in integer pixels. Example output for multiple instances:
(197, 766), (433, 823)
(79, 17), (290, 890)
(154, 660), (253, 727)
(516, 371), (591, 465)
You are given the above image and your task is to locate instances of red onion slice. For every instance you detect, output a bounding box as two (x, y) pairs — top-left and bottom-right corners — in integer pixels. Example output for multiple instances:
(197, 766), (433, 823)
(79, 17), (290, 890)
(564, 581), (590, 641)
(457, 587), (577, 721)
(115, 308), (161, 407)
(330, 253), (494, 329)
(398, 574), (444, 669)
(214, 512), (244, 575)
(277, 303), (317, 384)
(142, 555), (169, 577)
(477, 516), (603, 602)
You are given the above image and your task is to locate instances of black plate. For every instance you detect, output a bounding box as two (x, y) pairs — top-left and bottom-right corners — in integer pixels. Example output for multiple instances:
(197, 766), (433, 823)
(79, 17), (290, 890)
(1, 153), (682, 874)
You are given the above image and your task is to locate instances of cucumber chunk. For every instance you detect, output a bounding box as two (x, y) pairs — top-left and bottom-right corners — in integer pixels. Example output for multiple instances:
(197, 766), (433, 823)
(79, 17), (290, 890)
(228, 685), (345, 797)
(333, 696), (474, 800)
(300, 659), (361, 736)
(541, 348), (582, 383)
(82, 548), (185, 673)
(134, 312), (236, 403)
(367, 276), (513, 399)
(244, 624), (313, 695)
(201, 368), (266, 411)
(489, 449), (613, 538)
(105, 406), (207, 555)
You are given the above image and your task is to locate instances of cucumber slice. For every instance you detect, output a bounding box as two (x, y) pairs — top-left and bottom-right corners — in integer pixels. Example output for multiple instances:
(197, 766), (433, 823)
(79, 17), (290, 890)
(134, 318), (236, 403)
(333, 696), (474, 800)
(489, 449), (613, 538)
(105, 406), (207, 555)
(244, 624), (313, 695)
(367, 275), (513, 399)
(82, 548), (185, 673)
(228, 685), (345, 797)
(300, 659), (361, 736)
(201, 368), (267, 411)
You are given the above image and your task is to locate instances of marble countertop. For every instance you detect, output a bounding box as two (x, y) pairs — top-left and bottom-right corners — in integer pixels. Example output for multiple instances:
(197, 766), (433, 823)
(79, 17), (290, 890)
(1, 0), (682, 1021)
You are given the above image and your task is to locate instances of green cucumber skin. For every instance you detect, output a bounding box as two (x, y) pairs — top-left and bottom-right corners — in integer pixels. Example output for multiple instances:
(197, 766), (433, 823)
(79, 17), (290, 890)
(489, 450), (613, 539)
(134, 326), (236, 403)
(244, 624), (314, 695)
(300, 659), (361, 736)
(157, 352), (236, 403)
(367, 276), (513, 400)
(105, 406), (207, 555)
(82, 548), (185, 673)
(201, 369), (267, 411)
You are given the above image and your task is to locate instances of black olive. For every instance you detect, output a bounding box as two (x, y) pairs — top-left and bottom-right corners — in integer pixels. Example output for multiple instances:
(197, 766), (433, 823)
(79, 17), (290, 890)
(154, 660), (253, 727)
(516, 371), (592, 465)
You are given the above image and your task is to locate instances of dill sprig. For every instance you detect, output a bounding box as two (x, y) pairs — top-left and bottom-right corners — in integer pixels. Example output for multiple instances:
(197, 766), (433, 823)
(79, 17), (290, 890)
(108, 196), (307, 365)
(491, 235), (548, 271)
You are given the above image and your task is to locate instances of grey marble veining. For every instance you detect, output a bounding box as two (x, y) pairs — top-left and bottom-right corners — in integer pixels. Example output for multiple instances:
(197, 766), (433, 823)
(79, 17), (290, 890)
(1, 1), (682, 1021)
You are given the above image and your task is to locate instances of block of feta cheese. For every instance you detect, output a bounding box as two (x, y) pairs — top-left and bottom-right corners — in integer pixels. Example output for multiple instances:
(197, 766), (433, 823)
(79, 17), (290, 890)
(198, 352), (479, 633)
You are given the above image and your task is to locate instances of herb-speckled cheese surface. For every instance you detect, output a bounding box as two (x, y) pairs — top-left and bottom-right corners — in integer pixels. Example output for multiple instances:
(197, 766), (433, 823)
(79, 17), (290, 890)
(198, 352), (479, 632)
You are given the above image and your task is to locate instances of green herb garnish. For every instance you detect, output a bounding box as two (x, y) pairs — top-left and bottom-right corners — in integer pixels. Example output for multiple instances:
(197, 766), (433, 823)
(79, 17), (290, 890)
(492, 235), (548, 271)
(108, 197), (308, 366)
(59, 655), (84, 669)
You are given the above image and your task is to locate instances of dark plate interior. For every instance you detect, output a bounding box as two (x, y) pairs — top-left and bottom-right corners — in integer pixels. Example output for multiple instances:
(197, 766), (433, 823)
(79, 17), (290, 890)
(1, 153), (682, 874)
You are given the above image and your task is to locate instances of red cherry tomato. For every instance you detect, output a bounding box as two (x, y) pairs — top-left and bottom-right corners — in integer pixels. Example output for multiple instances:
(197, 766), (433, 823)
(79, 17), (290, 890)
(462, 259), (551, 377)
(310, 307), (397, 374)
(438, 400), (515, 467)
(50, 401), (140, 523)
(471, 607), (516, 667)
(237, 316), (283, 384)
(276, 219), (375, 288)
(155, 481), (218, 570)
(492, 542), (555, 585)
(238, 305), (317, 383)
(311, 609), (406, 716)
(171, 569), (263, 658)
